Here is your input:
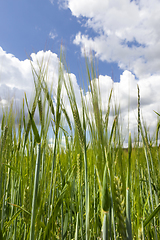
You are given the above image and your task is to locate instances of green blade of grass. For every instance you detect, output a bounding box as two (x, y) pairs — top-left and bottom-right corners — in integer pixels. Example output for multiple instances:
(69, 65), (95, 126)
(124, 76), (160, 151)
(154, 110), (160, 117)
(103, 213), (109, 239)
(126, 188), (132, 240)
(144, 203), (160, 227)
(3, 209), (22, 230)
(102, 163), (110, 213)
(75, 212), (79, 240)
(25, 93), (41, 144)
(30, 143), (41, 240)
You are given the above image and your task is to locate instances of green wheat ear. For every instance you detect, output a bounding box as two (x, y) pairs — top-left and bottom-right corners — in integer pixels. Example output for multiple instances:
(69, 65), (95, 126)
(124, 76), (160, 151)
(77, 154), (81, 191)
(24, 186), (31, 225)
(114, 176), (126, 239)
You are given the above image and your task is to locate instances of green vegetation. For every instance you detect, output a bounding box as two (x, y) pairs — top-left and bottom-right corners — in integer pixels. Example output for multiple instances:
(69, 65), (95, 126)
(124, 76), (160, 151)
(0, 53), (160, 239)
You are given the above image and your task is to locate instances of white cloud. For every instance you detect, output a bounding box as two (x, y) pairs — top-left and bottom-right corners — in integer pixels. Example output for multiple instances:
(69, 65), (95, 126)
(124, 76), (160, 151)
(0, 47), (159, 143)
(49, 30), (58, 40)
(0, 47), (35, 114)
(0, 47), (32, 91)
(64, 0), (160, 78)
(0, 48), (61, 118)
(84, 69), (160, 140)
(58, 0), (68, 9)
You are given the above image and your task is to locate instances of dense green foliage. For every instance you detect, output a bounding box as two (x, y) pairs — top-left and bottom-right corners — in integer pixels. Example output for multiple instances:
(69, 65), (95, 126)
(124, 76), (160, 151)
(0, 56), (160, 239)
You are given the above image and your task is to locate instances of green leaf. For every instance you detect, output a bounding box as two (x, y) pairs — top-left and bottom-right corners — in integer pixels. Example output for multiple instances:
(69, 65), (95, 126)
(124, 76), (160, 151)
(25, 93), (41, 144)
(63, 212), (69, 238)
(144, 203), (160, 227)
(154, 110), (160, 117)
(102, 163), (110, 212)
(28, 111), (41, 143)
(4, 209), (22, 229)
(43, 167), (75, 239)
(6, 202), (31, 216)
(126, 188), (132, 239)
(75, 212), (79, 240)
(3, 164), (19, 174)
(0, 228), (4, 240)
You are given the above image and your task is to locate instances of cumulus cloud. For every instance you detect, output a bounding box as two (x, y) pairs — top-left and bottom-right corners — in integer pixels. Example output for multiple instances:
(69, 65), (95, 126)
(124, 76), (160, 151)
(0, 47), (33, 117)
(0, 47), (159, 143)
(97, 70), (160, 137)
(0, 47), (32, 91)
(0, 48), (61, 120)
(83, 69), (160, 142)
(63, 0), (160, 78)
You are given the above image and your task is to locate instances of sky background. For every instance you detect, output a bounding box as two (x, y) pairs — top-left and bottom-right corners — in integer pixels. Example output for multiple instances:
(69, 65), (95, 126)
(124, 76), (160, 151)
(0, 0), (160, 144)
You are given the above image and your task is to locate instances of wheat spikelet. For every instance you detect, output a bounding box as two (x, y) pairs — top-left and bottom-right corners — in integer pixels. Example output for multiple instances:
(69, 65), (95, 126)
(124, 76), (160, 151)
(114, 176), (126, 239)
(77, 154), (81, 187)
(72, 107), (84, 150)
(24, 186), (31, 225)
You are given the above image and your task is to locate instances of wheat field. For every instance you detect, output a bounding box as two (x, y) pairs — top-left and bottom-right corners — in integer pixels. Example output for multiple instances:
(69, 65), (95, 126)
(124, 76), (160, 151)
(0, 55), (160, 239)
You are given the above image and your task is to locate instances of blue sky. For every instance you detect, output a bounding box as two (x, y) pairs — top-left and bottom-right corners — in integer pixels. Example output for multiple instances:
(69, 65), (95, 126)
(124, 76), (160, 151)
(0, 0), (160, 140)
(0, 0), (122, 82)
